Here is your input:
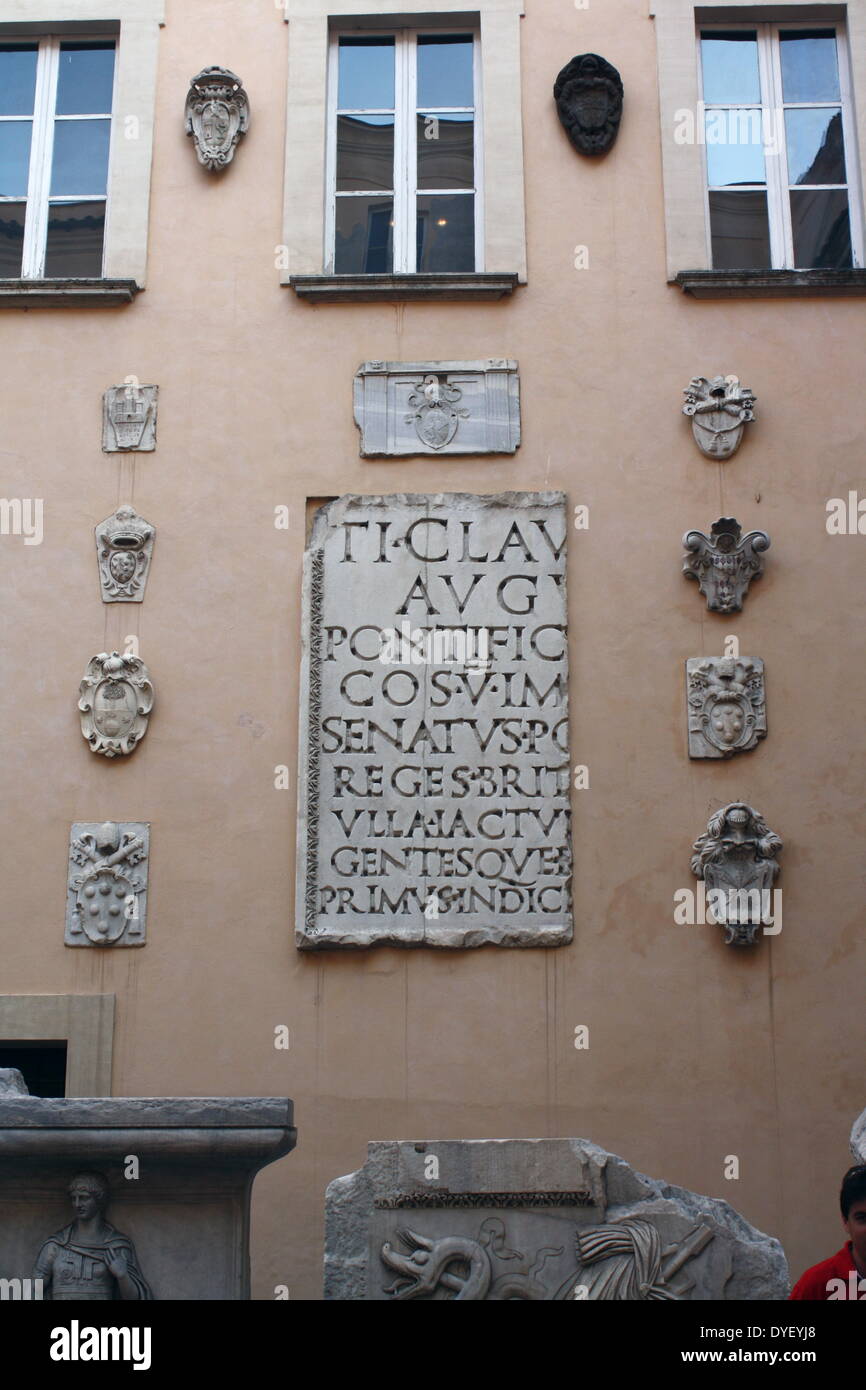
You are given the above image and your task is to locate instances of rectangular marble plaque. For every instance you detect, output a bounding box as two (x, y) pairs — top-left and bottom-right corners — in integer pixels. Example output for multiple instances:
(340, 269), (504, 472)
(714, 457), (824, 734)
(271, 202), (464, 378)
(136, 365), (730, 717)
(296, 492), (572, 949)
(353, 360), (520, 456)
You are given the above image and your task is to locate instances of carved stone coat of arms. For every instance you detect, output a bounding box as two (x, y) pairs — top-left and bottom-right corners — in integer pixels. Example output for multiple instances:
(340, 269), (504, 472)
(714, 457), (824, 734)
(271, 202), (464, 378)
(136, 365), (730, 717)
(65, 822), (150, 947)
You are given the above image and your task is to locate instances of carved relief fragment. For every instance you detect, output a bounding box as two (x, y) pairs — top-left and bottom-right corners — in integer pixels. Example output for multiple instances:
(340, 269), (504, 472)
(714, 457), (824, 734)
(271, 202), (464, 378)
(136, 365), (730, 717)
(691, 803), (782, 947)
(683, 375), (755, 460)
(79, 652), (154, 758)
(682, 517), (770, 613)
(102, 384), (158, 452)
(353, 361), (520, 456)
(405, 375), (470, 450)
(553, 54), (624, 155)
(185, 67), (250, 170)
(65, 822), (149, 947)
(686, 656), (766, 759)
(34, 1172), (152, 1301)
(95, 506), (155, 603)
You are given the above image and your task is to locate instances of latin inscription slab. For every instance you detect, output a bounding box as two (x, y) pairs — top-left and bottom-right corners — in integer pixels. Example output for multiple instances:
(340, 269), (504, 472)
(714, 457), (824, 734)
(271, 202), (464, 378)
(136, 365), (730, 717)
(296, 492), (572, 949)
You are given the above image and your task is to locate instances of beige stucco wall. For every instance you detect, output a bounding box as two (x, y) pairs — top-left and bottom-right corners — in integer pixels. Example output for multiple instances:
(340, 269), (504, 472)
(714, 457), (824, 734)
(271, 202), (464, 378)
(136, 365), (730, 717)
(1, 0), (864, 1298)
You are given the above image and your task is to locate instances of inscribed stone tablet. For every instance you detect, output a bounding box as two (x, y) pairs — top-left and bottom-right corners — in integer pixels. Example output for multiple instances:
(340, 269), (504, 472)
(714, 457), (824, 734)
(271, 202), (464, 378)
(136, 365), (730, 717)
(296, 492), (572, 949)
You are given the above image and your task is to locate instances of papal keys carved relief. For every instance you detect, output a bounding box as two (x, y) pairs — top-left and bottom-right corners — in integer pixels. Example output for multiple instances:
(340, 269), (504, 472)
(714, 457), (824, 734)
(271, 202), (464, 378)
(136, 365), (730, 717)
(65, 822), (149, 947)
(79, 652), (154, 758)
(683, 375), (755, 460)
(682, 517), (770, 613)
(185, 67), (249, 170)
(691, 804), (782, 947)
(553, 54), (624, 155)
(95, 506), (155, 603)
(686, 657), (766, 760)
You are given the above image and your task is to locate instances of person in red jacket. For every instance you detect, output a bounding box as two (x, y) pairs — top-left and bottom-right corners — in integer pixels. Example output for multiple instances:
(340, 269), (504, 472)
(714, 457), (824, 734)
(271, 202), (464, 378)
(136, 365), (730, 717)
(790, 1165), (866, 1300)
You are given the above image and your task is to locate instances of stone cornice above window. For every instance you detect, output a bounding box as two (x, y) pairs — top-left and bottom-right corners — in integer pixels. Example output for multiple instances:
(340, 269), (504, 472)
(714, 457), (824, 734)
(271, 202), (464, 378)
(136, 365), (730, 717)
(676, 268), (866, 296)
(289, 272), (519, 302)
(0, 278), (140, 307)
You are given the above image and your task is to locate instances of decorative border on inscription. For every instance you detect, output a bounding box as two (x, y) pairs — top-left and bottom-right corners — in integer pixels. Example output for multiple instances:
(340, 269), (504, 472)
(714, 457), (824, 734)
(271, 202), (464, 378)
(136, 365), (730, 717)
(305, 548), (325, 935)
(374, 1190), (595, 1209)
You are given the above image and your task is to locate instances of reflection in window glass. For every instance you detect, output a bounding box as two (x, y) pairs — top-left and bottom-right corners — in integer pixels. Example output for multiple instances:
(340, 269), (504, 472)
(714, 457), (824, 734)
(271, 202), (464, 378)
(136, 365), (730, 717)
(44, 200), (105, 276)
(50, 119), (111, 197)
(417, 35), (473, 108)
(337, 115), (394, 191)
(417, 115), (474, 189)
(0, 122), (34, 198)
(784, 109), (845, 186)
(416, 194), (474, 271)
(0, 201), (26, 274)
(56, 43), (115, 115)
(708, 190), (771, 268)
(338, 38), (395, 110)
(790, 189), (851, 268)
(700, 32), (760, 105)
(335, 195), (393, 272)
(780, 30), (840, 103)
(0, 44), (38, 116)
(705, 111), (765, 186)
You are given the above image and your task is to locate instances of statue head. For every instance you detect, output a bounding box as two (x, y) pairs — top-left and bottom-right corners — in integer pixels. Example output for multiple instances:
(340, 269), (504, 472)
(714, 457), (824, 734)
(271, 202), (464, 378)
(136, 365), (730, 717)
(68, 1171), (110, 1221)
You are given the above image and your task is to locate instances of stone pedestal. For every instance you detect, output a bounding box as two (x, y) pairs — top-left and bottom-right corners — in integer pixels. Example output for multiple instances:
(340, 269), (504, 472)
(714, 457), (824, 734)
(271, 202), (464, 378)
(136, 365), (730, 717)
(0, 1097), (296, 1300)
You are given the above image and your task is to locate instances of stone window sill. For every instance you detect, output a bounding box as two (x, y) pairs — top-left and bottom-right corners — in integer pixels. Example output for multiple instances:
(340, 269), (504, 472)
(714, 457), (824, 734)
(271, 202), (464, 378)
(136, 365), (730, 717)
(675, 269), (866, 299)
(0, 278), (141, 308)
(288, 272), (520, 303)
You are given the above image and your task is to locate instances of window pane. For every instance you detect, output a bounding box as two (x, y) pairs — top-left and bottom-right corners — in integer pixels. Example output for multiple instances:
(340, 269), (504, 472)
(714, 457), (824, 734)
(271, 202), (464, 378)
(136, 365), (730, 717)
(705, 110), (765, 186)
(785, 108), (845, 185)
(709, 190), (771, 268)
(56, 43), (115, 115)
(50, 119), (111, 196)
(700, 32), (760, 105)
(335, 195), (393, 272)
(338, 38), (394, 110)
(416, 194), (474, 271)
(337, 115), (393, 191)
(417, 35), (473, 108)
(0, 201), (26, 274)
(0, 44), (38, 116)
(780, 30), (840, 103)
(44, 200), (105, 276)
(0, 121), (33, 197)
(417, 114), (473, 189)
(790, 189), (852, 268)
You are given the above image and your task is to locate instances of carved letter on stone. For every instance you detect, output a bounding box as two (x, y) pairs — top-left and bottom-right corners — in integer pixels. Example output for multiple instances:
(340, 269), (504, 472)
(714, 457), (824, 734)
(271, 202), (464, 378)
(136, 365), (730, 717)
(65, 822), (149, 947)
(686, 657), (766, 759)
(79, 652), (154, 758)
(682, 376), (755, 460)
(691, 804), (782, 947)
(34, 1172), (152, 1300)
(682, 517), (770, 614)
(553, 54), (624, 155)
(102, 384), (158, 453)
(185, 67), (249, 170)
(353, 361), (520, 457)
(298, 493), (571, 950)
(95, 506), (155, 603)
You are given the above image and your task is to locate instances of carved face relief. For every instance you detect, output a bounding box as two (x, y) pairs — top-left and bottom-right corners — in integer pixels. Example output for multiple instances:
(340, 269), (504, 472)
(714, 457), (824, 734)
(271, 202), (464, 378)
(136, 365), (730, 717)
(687, 657), (766, 759)
(95, 506), (155, 603)
(682, 518), (770, 613)
(185, 67), (250, 170)
(553, 54), (624, 155)
(78, 652), (154, 757)
(691, 803), (782, 946)
(683, 376), (756, 460)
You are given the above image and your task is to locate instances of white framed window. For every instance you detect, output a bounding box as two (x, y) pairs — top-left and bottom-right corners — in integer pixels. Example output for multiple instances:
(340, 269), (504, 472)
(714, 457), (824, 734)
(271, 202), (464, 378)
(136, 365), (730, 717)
(0, 35), (117, 278)
(325, 27), (481, 274)
(698, 22), (863, 269)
